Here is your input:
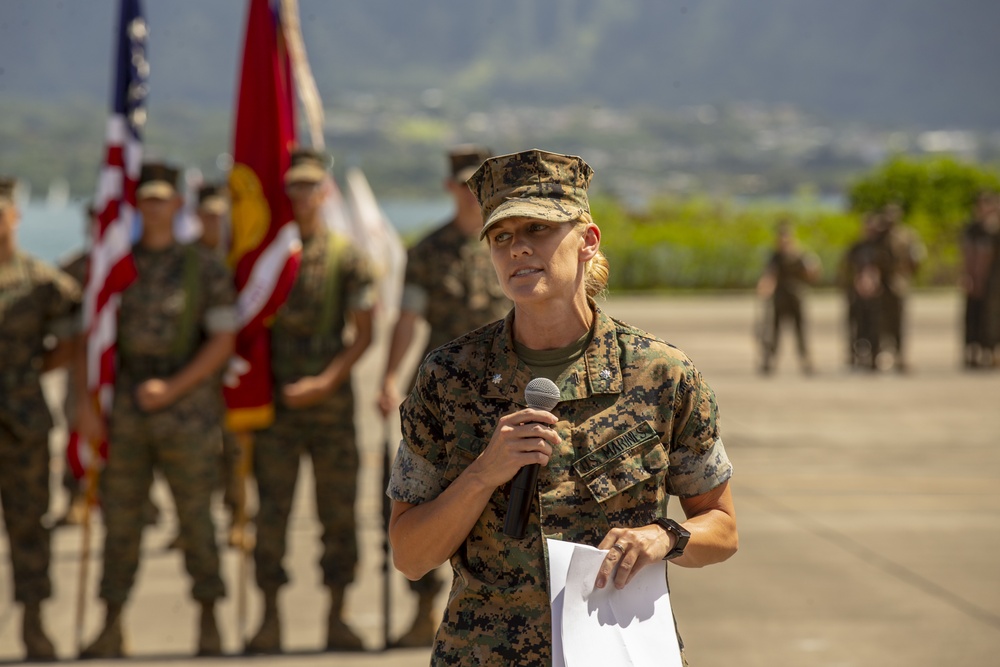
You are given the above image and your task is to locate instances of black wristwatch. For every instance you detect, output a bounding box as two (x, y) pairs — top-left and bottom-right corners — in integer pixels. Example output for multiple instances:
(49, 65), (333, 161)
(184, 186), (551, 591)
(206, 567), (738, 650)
(653, 517), (690, 560)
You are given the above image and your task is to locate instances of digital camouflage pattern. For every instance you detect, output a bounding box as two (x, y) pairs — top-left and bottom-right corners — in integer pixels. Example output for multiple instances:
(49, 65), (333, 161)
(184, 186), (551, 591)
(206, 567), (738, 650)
(388, 304), (732, 665)
(402, 219), (511, 355)
(254, 226), (376, 592)
(468, 149), (593, 239)
(0, 251), (80, 603)
(253, 383), (359, 590)
(98, 242), (236, 604)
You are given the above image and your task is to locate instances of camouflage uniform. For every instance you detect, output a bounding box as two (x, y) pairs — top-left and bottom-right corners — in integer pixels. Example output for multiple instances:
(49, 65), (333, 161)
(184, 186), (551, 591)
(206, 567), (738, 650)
(841, 237), (886, 369)
(400, 219), (511, 599)
(403, 219), (511, 355)
(761, 246), (818, 372)
(0, 251), (81, 604)
(960, 218), (996, 365)
(98, 242), (235, 605)
(875, 223), (924, 368)
(253, 225), (376, 593)
(58, 250), (88, 499)
(387, 304), (732, 665)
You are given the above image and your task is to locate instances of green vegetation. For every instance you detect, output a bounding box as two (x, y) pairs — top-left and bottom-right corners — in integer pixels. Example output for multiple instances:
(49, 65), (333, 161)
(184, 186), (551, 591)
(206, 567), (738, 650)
(594, 196), (859, 292)
(597, 155), (1000, 292)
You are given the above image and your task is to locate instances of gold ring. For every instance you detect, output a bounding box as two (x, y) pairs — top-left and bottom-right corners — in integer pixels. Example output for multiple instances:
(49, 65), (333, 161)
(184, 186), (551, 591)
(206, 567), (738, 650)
(611, 543), (626, 557)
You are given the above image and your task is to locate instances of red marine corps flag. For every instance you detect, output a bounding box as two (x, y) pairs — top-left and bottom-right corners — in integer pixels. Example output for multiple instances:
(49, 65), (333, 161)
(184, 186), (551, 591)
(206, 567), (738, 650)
(224, 0), (303, 431)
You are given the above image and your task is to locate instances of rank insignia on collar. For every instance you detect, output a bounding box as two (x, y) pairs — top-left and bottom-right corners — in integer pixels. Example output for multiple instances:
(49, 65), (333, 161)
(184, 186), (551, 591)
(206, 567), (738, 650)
(600, 368), (612, 380)
(492, 373), (503, 385)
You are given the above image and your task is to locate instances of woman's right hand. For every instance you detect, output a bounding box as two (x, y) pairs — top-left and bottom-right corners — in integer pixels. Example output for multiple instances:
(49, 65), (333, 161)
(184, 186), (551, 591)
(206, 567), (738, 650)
(468, 407), (561, 489)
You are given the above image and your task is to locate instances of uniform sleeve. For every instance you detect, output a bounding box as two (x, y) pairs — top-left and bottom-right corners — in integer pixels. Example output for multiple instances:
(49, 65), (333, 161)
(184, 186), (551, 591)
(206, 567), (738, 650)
(200, 254), (238, 334)
(399, 282), (429, 316)
(345, 245), (378, 312)
(399, 243), (432, 316)
(666, 364), (732, 498)
(386, 364), (451, 504)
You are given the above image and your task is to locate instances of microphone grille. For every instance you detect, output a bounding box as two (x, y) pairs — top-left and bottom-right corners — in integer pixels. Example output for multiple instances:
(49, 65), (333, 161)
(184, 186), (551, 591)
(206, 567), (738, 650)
(524, 377), (561, 411)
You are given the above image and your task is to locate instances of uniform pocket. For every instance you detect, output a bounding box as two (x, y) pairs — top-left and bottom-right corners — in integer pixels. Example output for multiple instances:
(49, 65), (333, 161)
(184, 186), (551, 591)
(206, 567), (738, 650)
(572, 422), (668, 526)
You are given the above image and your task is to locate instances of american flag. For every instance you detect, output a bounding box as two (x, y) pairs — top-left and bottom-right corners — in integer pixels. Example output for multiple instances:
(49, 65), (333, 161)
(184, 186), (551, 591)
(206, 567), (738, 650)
(70, 0), (147, 477)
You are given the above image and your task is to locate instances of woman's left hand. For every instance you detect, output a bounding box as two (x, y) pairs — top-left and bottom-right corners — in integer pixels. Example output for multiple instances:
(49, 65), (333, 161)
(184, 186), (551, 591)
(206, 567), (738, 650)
(595, 524), (673, 590)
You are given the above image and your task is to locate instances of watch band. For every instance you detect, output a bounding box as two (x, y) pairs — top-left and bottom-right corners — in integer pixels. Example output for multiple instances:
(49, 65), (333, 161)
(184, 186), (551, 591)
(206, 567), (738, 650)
(653, 517), (691, 560)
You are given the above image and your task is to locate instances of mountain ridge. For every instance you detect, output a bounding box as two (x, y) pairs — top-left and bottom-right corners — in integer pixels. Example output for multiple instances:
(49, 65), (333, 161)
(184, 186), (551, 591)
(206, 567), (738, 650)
(0, 0), (997, 128)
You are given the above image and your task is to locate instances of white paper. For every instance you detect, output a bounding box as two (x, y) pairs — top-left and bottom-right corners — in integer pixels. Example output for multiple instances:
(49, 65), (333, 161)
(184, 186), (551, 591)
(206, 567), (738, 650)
(547, 538), (682, 667)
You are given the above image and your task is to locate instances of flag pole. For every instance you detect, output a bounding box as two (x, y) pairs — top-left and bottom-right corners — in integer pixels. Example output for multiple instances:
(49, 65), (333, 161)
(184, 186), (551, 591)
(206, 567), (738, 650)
(74, 437), (101, 654)
(233, 430), (254, 649)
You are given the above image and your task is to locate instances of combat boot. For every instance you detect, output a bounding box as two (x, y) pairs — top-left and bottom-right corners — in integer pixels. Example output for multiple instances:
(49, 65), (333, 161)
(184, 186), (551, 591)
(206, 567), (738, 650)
(325, 586), (364, 652)
(21, 602), (56, 661)
(391, 589), (439, 648)
(80, 602), (125, 659)
(196, 600), (222, 656)
(245, 590), (281, 654)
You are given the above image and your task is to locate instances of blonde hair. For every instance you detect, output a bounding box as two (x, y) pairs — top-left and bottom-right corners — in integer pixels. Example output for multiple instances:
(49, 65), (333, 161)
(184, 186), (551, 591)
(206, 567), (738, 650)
(577, 212), (610, 299)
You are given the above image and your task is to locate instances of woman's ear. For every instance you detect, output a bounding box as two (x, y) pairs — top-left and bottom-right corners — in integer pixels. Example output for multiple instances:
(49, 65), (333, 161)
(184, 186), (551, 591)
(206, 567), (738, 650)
(579, 222), (601, 262)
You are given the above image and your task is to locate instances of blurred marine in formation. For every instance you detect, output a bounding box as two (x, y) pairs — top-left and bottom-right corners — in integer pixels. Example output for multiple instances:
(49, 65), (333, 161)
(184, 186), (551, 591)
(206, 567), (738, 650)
(194, 182), (245, 545)
(247, 148), (376, 653)
(76, 163), (237, 658)
(52, 202), (97, 527)
(0, 176), (81, 661)
(376, 144), (511, 647)
(755, 220), (820, 375)
(873, 202), (924, 372)
(840, 212), (886, 370)
(959, 190), (999, 369)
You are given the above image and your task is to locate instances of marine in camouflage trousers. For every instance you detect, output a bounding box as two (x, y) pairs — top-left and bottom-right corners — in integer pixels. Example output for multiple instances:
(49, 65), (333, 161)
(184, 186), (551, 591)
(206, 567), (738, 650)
(252, 381), (359, 593)
(0, 428), (51, 603)
(98, 381), (225, 604)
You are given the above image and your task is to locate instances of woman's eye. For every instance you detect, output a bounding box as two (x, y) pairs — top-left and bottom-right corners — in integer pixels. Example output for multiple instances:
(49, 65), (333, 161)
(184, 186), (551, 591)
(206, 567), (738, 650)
(493, 232), (511, 243)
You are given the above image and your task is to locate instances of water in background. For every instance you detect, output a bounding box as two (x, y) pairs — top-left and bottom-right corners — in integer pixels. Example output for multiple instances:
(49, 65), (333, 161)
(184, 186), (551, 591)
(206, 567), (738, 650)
(17, 197), (452, 264)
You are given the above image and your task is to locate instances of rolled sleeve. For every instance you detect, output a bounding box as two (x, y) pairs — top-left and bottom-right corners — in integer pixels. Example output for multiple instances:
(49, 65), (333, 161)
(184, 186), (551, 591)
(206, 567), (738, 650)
(386, 439), (447, 504)
(205, 304), (239, 334)
(666, 365), (733, 497)
(667, 436), (733, 498)
(399, 283), (429, 317)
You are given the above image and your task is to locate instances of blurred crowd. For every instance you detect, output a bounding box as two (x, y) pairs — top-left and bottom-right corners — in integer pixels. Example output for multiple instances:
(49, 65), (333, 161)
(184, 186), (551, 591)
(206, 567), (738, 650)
(756, 191), (1000, 374)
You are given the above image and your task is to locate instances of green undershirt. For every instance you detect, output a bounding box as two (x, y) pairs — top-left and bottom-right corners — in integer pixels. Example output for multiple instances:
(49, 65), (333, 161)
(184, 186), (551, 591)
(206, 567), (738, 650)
(513, 328), (594, 383)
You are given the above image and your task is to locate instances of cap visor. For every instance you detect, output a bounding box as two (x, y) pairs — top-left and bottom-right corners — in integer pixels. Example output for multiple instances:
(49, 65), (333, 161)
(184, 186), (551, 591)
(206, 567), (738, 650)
(136, 182), (176, 200)
(284, 164), (326, 185)
(480, 199), (584, 239)
(199, 198), (228, 215)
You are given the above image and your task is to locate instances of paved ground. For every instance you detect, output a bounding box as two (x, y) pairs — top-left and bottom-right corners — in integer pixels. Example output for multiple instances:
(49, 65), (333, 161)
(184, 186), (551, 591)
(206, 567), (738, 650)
(2, 290), (999, 666)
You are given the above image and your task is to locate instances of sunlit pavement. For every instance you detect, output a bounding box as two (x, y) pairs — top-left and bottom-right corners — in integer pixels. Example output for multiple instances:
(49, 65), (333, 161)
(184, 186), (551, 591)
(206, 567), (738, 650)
(2, 290), (998, 666)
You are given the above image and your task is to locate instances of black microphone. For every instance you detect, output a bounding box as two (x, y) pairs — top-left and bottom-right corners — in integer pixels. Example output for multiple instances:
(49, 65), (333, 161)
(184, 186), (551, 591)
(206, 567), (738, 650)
(503, 377), (561, 539)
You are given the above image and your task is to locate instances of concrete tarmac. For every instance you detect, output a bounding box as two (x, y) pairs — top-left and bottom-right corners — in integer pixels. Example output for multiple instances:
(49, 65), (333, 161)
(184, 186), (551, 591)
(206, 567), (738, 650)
(1, 290), (998, 666)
